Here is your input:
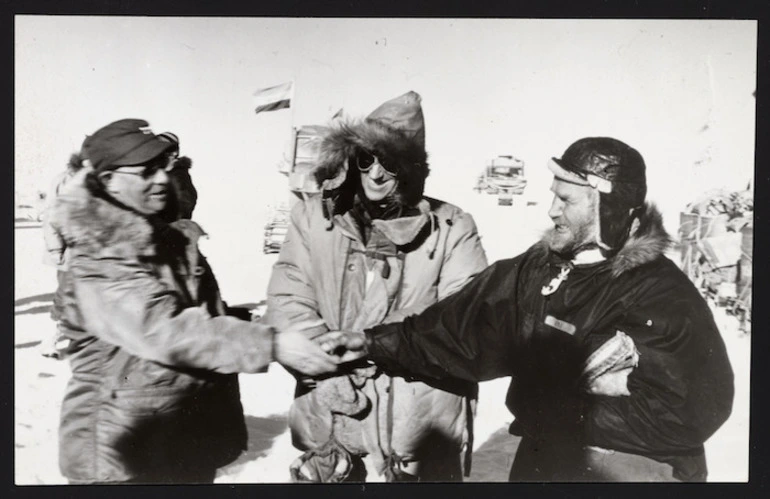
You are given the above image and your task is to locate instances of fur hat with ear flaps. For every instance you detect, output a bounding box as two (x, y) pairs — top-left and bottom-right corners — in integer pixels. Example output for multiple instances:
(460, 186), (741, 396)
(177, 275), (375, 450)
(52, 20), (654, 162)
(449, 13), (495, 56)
(313, 91), (430, 217)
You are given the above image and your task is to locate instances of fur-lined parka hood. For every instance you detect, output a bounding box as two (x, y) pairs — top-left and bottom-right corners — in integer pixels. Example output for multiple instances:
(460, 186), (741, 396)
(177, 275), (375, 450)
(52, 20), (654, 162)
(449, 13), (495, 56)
(535, 202), (672, 277)
(313, 91), (430, 216)
(49, 172), (201, 260)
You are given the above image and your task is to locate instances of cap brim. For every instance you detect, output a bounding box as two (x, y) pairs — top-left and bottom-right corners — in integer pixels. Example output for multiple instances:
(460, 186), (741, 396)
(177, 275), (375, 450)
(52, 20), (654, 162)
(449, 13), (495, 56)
(112, 138), (173, 166)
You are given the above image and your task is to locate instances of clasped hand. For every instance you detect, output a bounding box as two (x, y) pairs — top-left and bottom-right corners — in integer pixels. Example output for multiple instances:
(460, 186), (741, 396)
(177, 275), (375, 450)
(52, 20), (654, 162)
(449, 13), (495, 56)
(316, 331), (368, 363)
(273, 323), (368, 377)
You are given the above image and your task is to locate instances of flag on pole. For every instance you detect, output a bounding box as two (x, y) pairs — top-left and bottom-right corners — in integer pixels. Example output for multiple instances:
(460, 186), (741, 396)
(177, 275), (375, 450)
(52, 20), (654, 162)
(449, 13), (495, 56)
(253, 81), (293, 114)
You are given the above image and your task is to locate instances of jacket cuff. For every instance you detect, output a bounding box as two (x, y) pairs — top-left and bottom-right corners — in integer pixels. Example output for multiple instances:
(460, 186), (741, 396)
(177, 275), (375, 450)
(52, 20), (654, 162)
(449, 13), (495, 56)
(364, 324), (402, 371)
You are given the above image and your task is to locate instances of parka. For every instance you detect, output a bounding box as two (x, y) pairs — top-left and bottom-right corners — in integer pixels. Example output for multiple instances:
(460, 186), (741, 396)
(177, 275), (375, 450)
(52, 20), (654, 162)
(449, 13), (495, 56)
(365, 203), (734, 481)
(264, 91), (488, 478)
(50, 172), (275, 483)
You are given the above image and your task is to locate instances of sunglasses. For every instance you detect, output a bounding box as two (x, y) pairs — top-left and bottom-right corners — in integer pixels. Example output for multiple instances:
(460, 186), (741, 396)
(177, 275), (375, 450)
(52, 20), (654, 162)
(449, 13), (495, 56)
(112, 159), (176, 179)
(354, 150), (397, 177)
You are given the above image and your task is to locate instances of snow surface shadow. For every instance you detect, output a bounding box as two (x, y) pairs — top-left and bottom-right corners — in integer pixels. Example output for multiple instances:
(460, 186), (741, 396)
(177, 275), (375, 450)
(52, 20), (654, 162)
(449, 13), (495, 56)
(223, 415), (288, 469)
(467, 425), (521, 482)
(15, 293), (54, 307)
(15, 293), (54, 316)
(15, 340), (42, 349)
(15, 305), (52, 316)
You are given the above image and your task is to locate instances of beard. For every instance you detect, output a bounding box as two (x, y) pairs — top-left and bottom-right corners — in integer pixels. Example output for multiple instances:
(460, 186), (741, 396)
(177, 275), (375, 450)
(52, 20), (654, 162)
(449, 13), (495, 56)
(547, 218), (598, 258)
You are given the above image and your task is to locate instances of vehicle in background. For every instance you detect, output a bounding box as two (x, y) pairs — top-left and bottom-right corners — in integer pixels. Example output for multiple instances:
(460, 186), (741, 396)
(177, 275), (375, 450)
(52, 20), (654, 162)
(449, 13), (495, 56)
(263, 205), (290, 254)
(497, 191), (514, 206)
(265, 117), (340, 254)
(473, 155), (527, 205)
(264, 124), (330, 254)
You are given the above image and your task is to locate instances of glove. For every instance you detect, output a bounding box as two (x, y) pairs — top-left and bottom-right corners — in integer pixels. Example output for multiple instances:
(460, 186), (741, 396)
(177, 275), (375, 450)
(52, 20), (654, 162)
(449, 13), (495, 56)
(289, 436), (357, 483)
(580, 331), (639, 396)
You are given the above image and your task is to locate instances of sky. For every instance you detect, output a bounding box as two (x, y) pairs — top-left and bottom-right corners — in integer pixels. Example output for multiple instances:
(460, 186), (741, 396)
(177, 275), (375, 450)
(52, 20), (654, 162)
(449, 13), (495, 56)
(15, 17), (757, 235)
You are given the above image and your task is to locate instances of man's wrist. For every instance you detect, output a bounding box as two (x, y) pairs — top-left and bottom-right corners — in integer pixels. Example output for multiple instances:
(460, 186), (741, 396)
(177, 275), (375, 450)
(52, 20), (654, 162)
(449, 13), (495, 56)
(362, 330), (376, 357)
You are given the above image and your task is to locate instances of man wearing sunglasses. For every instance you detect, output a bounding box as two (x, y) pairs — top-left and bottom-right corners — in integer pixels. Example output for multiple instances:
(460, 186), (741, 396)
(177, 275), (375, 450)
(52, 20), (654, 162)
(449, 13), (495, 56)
(49, 118), (343, 483)
(265, 92), (488, 482)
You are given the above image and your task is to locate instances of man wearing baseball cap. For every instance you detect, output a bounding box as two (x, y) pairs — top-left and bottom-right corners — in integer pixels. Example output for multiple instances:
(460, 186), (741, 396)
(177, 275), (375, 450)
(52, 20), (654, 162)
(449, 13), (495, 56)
(50, 118), (342, 483)
(319, 137), (734, 482)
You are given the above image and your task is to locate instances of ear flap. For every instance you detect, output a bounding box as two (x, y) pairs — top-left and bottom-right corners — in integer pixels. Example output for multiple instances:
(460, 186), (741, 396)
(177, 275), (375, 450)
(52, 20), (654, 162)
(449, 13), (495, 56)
(598, 192), (636, 251)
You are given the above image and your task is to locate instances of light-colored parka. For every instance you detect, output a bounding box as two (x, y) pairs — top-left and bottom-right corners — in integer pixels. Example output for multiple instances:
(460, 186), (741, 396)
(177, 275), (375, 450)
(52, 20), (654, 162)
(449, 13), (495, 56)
(265, 91), (488, 477)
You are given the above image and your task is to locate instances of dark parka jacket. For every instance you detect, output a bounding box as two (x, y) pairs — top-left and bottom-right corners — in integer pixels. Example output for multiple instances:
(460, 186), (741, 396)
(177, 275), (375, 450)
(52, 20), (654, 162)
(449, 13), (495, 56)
(50, 172), (274, 483)
(366, 204), (734, 481)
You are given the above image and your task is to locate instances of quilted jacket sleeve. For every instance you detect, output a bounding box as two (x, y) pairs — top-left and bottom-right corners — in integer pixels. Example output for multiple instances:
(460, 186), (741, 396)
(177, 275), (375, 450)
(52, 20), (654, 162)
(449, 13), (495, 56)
(367, 258), (524, 383)
(70, 251), (274, 374)
(263, 201), (328, 339)
(437, 210), (488, 299)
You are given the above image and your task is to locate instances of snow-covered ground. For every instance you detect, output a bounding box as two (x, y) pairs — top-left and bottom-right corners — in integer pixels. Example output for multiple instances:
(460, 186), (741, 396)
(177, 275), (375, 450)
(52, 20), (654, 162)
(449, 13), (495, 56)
(14, 192), (750, 483)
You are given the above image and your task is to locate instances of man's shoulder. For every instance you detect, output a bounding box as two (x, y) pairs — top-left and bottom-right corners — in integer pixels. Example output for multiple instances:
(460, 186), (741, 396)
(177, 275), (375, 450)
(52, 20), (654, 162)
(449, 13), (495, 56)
(621, 255), (710, 314)
(422, 196), (478, 226)
(483, 245), (546, 277)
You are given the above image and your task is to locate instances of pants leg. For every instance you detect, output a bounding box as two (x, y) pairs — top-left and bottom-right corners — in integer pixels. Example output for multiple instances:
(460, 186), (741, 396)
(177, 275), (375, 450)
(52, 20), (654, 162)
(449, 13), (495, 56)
(508, 435), (587, 482)
(128, 465), (217, 484)
(407, 451), (464, 482)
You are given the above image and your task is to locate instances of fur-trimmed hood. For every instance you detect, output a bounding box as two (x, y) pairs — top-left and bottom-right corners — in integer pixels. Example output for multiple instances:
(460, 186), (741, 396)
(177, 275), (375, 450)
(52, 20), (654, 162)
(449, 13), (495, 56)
(313, 91), (430, 215)
(536, 202), (672, 277)
(49, 172), (199, 260)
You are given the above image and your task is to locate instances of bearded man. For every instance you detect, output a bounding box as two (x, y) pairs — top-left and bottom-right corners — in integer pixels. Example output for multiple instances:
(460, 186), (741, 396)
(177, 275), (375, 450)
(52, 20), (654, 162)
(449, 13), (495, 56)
(320, 137), (734, 482)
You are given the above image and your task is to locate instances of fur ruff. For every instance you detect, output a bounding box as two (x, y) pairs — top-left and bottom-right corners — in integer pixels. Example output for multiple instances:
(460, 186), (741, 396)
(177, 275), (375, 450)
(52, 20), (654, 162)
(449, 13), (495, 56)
(536, 202), (672, 277)
(50, 175), (158, 259)
(313, 118), (429, 210)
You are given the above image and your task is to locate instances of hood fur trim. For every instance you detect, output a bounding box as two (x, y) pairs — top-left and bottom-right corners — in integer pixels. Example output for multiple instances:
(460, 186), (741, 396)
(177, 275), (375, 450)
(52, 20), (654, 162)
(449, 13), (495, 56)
(313, 118), (429, 210)
(536, 202), (672, 277)
(49, 174), (156, 258)
(610, 202), (672, 276)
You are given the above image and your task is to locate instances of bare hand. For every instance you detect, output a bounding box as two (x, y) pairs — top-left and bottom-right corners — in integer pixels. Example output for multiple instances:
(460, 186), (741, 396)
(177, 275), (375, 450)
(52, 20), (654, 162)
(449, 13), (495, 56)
(316, 331), (368, 363)
(274, 330), (339, 376)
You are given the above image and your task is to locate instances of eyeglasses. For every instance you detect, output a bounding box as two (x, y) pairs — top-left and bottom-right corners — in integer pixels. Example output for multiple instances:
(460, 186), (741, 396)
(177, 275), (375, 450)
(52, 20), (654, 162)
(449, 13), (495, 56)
(354, 150), (397, 177)
(112, 161), (175, 179)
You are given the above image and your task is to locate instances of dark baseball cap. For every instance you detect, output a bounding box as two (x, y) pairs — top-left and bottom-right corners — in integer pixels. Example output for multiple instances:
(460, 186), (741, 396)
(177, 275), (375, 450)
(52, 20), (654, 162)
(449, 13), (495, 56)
(82, 119), (173, 172)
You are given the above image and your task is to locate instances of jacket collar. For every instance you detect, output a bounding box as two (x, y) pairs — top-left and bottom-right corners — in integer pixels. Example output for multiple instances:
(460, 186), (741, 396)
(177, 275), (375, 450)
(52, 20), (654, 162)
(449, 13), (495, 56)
(536, 202), (672, 277)
(49, 172), (157, 258)
(337, 199), (432, 247)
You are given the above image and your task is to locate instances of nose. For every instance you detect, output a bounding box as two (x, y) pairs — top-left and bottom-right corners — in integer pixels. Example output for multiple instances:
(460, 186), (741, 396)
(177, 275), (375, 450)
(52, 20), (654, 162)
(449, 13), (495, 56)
(367, 161), (386, 179)
(150, 168), (169, 184)
(548, 196), (563, 220)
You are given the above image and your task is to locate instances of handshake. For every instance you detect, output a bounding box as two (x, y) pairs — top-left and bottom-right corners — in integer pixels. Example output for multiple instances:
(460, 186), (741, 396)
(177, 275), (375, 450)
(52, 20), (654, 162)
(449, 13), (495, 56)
(273, 326), (370, 377)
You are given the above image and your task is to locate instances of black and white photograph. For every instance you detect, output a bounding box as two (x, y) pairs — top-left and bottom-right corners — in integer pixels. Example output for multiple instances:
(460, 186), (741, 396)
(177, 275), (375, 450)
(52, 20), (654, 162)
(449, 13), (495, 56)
(14, 13), (756, 484)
